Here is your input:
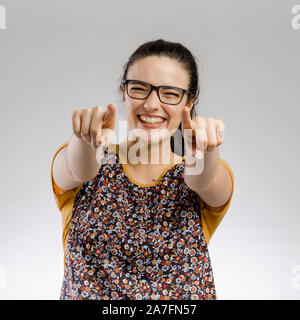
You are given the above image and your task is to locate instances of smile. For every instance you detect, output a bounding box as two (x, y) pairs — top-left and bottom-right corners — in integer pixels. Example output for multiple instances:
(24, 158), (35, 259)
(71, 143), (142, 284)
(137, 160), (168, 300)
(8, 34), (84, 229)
(137, 115), (167, 128)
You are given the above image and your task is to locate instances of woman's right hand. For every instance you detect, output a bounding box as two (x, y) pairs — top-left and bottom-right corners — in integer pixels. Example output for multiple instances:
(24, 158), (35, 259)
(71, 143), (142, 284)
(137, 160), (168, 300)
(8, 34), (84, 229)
(72, 104), (117, 150)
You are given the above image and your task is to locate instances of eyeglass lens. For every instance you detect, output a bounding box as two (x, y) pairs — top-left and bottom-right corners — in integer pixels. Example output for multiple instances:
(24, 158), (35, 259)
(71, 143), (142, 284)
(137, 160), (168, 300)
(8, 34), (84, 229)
(127, 81), (183, 105)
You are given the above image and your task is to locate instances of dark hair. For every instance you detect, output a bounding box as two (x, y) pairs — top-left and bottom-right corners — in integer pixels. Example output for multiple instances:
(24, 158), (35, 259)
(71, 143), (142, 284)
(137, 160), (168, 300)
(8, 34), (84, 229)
(119, 39), (200, 156)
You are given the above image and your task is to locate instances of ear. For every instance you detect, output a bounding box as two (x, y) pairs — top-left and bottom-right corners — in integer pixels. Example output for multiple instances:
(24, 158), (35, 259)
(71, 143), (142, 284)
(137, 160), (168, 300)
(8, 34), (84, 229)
(120, 83), (125, 102)
(186, 96), (196, 112)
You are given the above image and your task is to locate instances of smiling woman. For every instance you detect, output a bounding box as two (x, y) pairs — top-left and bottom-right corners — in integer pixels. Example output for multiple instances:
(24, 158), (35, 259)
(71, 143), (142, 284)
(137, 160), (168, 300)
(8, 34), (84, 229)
(51, 38), (234, 300)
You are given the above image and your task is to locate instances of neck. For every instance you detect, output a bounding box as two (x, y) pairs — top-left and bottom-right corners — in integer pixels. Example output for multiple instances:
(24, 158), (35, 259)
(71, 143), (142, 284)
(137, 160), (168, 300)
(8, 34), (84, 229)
(119, 136), (179, 168)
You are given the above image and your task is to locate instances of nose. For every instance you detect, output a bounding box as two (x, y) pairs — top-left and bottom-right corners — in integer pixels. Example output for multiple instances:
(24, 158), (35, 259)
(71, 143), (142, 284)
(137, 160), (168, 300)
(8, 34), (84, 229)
(143, 89), (161, 110)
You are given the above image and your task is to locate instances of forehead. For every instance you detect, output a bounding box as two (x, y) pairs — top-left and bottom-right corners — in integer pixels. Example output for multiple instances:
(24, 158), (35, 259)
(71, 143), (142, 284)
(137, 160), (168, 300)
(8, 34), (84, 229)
(127, 56), (189, 88)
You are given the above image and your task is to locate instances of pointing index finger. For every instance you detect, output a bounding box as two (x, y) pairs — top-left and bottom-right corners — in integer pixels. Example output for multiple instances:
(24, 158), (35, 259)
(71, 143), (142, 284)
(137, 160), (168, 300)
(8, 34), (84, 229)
(181, 107), (193, 130)
(103, 104), (116, 127)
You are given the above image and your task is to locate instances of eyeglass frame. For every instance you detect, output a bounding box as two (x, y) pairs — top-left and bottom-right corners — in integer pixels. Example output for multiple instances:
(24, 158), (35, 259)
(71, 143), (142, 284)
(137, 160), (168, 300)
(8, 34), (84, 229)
(122, 79), (193, 105)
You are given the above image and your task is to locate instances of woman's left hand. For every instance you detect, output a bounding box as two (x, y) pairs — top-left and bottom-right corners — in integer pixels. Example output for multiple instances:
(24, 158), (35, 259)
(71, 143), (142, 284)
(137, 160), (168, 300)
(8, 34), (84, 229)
(181, 107), (226, 160)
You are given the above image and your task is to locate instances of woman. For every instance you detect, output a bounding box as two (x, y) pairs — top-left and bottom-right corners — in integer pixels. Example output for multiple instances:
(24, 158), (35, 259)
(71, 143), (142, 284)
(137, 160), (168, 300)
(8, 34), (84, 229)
(51, 39), (234, 300)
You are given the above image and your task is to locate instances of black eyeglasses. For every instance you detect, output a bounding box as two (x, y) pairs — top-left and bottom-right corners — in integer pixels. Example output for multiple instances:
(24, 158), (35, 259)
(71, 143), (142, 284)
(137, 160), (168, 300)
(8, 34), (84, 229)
(123, 79), (192, 105)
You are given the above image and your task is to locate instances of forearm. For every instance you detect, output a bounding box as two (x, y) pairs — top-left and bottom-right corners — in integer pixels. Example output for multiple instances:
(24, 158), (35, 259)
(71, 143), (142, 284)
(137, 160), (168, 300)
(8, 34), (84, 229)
(184, 146), (220, 193)
(67, 134), (102, 182)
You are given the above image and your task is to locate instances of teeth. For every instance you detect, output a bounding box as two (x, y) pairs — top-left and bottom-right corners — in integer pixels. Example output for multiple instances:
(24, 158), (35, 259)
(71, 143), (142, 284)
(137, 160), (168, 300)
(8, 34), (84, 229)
(139, 115), (164, 123)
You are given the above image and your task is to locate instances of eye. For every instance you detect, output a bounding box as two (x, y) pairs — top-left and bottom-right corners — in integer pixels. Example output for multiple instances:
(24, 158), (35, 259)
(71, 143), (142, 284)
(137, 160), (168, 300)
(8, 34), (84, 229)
(160, 87), (182, 98)
(165, 92), (180, 97)
(132, 87), (147, 91)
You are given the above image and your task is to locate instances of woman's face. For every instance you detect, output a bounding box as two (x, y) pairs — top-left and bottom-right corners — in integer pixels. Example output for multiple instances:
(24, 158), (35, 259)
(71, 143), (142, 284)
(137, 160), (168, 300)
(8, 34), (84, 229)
(121, 56), (195, 145)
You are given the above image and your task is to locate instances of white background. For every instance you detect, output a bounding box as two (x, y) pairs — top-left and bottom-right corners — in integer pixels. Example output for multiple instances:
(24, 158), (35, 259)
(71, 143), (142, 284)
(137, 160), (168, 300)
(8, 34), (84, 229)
(0, 0), (299, 299)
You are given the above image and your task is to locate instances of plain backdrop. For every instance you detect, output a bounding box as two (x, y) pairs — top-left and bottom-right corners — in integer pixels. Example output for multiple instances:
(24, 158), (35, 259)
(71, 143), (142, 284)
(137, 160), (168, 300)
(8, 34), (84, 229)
(0, 0), (299, 299)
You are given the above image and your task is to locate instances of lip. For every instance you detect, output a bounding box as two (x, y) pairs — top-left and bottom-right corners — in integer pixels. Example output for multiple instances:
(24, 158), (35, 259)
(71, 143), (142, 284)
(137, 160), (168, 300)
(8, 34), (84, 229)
(138, 113), (166, 120)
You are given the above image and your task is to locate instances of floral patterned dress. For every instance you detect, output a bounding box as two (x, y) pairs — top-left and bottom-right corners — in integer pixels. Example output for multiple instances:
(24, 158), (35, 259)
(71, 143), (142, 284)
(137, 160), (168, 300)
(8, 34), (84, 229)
(58, 144), (220, 300)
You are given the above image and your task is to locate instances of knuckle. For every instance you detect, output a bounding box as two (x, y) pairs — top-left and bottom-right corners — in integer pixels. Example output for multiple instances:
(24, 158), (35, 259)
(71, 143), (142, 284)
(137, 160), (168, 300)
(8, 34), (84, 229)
(202, 137), (208, 144)
(72, 110), (79, 119)
(199, 128), (207, 137)
(217, 119), (225, 126)
(90, 128), (98, 137)
(81, 129), (89, 137)
(94, 105), (103, 112)
(207, 117), (215, 124)
(82, 108), (92, 117)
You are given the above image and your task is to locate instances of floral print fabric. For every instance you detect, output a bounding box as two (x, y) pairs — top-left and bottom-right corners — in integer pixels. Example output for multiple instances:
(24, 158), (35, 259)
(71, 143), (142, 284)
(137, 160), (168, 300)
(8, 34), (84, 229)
(60, 145), (217, 300)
